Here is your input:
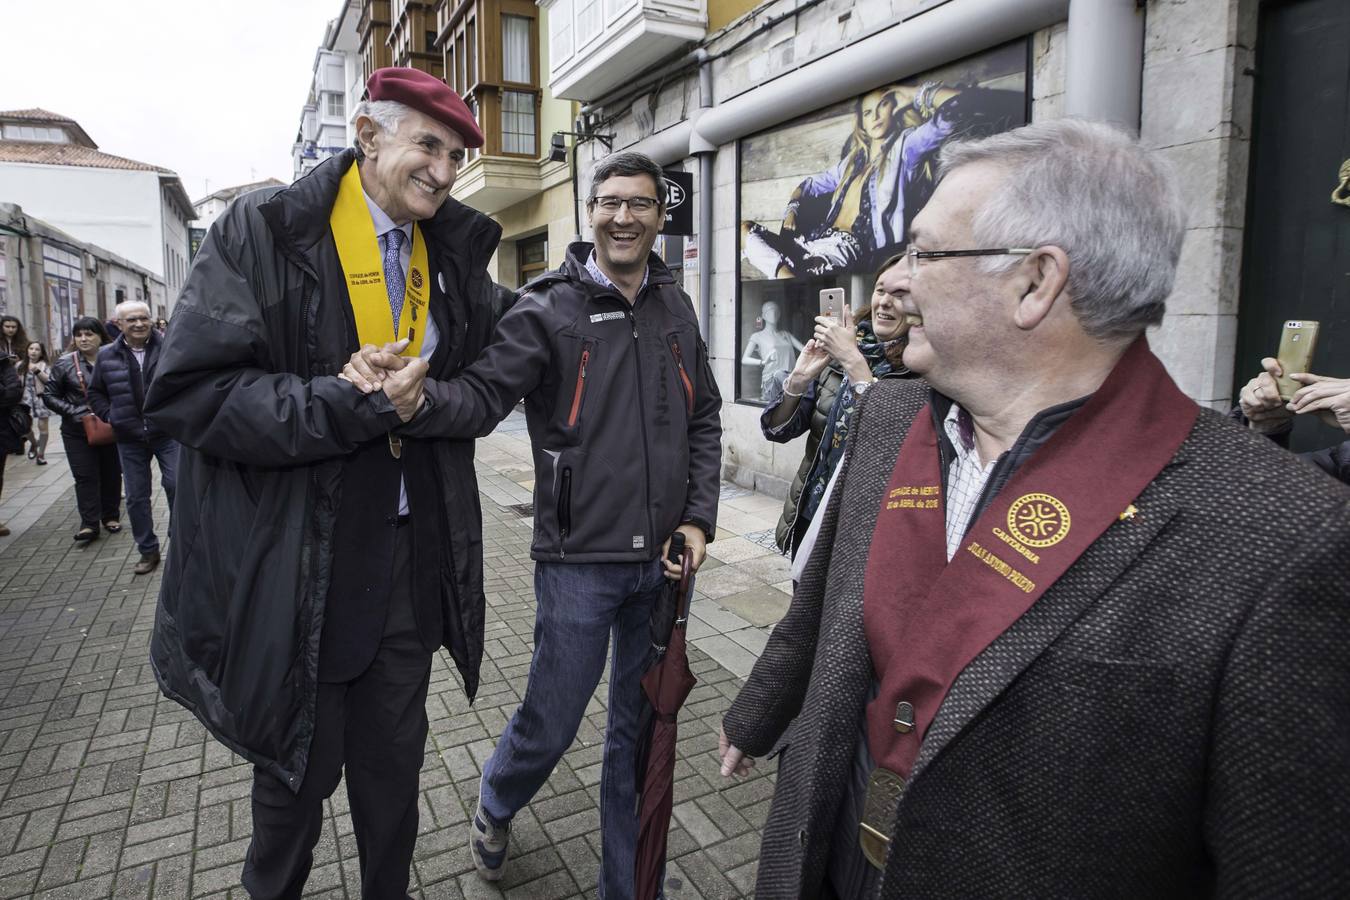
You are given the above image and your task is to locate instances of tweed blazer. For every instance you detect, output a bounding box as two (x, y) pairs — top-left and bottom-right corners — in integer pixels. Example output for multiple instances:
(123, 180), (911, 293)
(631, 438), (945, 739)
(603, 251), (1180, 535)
(724, 378), (1350, 899)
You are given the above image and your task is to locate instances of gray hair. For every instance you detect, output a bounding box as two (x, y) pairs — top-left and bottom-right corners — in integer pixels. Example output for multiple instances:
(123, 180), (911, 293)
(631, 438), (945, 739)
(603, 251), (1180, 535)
(352, 100), (412, 158)
(937, 119), (1187, 340)
(114, 299), (151, 320)
(587, 151), (666, 206)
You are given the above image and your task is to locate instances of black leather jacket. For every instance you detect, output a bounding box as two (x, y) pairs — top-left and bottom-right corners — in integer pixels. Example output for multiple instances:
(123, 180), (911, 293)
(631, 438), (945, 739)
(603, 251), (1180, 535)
(43, 352), (98, 439)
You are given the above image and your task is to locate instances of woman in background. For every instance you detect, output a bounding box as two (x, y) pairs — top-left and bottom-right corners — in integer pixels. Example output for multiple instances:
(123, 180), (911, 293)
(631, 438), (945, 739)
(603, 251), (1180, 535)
(760, 253), (915, 556)
(0, 315), (28, 359)
(44, 317), (122, 543)
(19, 341), (51, 465)
(0, 351), (22, 535)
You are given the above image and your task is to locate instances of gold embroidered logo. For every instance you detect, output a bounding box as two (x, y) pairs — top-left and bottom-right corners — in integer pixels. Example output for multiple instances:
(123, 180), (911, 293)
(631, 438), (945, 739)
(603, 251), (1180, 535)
(1007, 493), (1071, 548)
(410, 268), (424, 291)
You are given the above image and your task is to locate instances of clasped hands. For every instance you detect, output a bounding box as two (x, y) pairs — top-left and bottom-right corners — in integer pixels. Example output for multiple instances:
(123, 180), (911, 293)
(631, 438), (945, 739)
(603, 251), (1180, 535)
(339, 339), (428, 422)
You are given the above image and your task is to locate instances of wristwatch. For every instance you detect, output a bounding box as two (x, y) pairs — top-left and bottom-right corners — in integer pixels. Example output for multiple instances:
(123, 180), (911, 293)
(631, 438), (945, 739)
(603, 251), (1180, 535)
(853, 380), (873, 397)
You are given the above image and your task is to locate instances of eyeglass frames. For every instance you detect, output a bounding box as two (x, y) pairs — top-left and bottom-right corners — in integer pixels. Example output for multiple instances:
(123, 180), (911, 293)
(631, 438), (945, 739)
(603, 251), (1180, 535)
(589, 196), (661, 214)
(906, 245), (1034, 278)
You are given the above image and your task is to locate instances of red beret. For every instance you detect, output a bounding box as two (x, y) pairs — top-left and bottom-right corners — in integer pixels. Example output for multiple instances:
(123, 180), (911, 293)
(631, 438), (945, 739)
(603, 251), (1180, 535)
(367, 67), (484, 149)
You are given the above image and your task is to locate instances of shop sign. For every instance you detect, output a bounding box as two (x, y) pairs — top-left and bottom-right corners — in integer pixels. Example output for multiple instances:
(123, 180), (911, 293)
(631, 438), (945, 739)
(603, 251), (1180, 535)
(662, 170), (694, 235)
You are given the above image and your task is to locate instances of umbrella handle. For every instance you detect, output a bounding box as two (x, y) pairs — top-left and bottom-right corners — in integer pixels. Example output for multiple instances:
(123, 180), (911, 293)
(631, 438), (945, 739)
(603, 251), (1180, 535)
(677, 549), (695, 620)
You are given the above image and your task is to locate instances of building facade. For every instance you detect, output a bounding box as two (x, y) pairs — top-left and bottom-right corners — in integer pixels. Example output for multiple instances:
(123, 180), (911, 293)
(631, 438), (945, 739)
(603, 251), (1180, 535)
(438, 0), (576, 282)
(538, 0), (1348, 494)
(295, 0), (366, 180)
(390, 0), (446, 79)
(1, 202), (168, 353)
(0, 109), (194, 316)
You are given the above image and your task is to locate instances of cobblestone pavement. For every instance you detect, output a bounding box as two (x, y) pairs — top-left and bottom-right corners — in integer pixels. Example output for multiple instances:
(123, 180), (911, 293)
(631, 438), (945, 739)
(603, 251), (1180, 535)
(0, 415), (789, 900)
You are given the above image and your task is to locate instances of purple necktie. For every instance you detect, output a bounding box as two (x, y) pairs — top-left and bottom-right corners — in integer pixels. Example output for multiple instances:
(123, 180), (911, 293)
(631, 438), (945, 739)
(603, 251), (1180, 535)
(383, 228), (406, 332)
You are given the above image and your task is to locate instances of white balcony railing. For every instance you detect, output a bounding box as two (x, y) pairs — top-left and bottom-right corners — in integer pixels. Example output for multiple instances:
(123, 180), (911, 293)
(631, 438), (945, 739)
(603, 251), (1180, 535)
(539, 0), (706, 101)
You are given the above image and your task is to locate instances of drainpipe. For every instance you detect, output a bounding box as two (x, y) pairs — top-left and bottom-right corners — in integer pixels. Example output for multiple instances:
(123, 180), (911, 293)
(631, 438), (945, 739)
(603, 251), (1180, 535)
(570, 137), (583, 242)
(1064, 0), (1145, 131)
(694, 50), (714, 341)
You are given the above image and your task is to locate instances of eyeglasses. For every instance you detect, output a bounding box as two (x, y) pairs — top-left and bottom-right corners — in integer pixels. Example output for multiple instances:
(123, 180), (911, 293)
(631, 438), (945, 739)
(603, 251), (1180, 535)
(590, 195), (661, 214)
(906, 245), (1034, 278)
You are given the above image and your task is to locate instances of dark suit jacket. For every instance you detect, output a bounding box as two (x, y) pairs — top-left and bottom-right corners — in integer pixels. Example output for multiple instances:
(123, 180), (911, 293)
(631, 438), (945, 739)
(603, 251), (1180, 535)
(724, 379), (1350, 899)
(318, 271), (459, 683)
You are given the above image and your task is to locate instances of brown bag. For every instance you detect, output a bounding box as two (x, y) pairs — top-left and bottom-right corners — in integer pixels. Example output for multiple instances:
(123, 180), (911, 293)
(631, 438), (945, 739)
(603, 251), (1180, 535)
(71, 352), (116, 446)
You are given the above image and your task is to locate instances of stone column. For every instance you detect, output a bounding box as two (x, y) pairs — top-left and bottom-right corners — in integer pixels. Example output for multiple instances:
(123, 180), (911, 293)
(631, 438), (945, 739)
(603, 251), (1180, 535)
(1142, 0), (1257, 408)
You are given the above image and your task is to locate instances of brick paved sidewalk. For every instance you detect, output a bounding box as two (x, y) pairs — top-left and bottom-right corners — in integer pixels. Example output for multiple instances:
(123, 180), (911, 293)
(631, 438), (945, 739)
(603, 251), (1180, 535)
(0, 430), (782, 900)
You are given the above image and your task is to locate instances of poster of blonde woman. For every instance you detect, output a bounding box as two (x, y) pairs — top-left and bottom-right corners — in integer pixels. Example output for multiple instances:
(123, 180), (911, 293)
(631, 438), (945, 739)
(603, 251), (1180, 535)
(735, 40), (1028, 402)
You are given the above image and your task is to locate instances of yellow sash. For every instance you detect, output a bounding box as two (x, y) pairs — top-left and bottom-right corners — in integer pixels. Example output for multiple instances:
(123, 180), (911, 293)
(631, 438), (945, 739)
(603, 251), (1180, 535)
(329, 162), (430, 357)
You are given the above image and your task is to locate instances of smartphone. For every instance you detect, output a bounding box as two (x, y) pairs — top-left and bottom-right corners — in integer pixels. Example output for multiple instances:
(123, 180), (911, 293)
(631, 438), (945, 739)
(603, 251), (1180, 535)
(819, 288), (845, 323)
(1274, 320), (1319, 400)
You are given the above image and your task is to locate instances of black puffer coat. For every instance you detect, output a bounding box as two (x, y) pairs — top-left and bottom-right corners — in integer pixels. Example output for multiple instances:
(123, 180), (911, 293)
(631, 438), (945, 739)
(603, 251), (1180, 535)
(144, 150), (502, 791)
(88, 333), (168, 445)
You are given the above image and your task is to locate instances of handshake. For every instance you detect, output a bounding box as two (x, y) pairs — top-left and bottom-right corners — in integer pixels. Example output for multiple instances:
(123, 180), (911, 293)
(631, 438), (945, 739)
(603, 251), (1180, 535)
(339, 338), (429, 423)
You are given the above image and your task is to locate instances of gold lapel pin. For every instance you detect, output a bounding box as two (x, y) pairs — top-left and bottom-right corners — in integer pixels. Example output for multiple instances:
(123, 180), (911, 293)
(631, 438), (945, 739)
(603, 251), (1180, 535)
(1118, 504), (1139, 522)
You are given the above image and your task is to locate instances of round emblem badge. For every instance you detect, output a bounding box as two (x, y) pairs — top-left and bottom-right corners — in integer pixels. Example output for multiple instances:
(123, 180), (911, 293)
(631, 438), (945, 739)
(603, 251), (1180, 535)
(1006, 493), (1071, 548)
(410, 268), (424, 291)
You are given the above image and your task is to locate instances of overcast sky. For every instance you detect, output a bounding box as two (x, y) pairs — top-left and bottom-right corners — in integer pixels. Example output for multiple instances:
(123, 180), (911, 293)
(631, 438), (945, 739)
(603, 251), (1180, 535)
(1, 0), (343, 204)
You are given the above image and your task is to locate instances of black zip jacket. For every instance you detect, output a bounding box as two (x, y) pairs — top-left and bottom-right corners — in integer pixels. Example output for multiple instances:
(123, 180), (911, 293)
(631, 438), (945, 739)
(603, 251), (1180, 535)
(89, 332), (168, 445)
(398, 242), (722, 562)
(143, 150), (502, 791)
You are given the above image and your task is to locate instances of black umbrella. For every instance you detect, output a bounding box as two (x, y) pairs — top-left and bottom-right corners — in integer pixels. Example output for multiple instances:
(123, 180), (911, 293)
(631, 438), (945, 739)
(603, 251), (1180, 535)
(633, 533), (696, 900)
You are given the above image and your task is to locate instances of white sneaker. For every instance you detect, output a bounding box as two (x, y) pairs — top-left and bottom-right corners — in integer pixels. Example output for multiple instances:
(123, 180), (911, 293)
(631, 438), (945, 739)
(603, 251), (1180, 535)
(469, 788), (510, 882)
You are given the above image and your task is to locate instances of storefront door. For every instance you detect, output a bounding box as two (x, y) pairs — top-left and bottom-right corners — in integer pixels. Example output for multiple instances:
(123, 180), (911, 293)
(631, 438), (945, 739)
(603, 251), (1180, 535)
(1235, 0), (1350, 451)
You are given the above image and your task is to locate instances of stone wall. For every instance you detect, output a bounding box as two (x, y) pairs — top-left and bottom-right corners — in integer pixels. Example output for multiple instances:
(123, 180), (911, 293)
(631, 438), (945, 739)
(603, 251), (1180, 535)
(1141, 0), (1255, 409)
(485, 168), (575, 285)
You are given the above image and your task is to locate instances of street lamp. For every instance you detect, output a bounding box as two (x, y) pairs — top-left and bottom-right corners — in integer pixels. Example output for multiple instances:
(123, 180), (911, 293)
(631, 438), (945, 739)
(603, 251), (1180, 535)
(548, 133), (568, 164)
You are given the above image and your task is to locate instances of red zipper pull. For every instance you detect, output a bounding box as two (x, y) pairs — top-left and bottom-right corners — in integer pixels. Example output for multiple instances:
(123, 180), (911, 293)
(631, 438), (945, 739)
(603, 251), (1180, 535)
(671, 340), (694, 414)
(567, 347), (591, 427)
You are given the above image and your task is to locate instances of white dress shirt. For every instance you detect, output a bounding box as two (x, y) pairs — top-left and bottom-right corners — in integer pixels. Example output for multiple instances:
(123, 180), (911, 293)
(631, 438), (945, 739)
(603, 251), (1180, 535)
(941, 403), (997, 561)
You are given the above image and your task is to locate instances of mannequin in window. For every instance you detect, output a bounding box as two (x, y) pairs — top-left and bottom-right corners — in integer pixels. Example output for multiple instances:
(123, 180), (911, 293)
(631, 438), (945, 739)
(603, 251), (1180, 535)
(741, 300), (804, 400)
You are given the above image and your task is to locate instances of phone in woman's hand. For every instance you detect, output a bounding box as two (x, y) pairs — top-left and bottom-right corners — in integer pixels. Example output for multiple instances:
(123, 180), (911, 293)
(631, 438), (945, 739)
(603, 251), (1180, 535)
(819, 288), (845, 325)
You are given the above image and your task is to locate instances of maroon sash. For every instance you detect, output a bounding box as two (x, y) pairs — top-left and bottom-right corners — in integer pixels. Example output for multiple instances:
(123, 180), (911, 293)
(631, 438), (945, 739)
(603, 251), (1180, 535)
(862, 338), (1198, 779)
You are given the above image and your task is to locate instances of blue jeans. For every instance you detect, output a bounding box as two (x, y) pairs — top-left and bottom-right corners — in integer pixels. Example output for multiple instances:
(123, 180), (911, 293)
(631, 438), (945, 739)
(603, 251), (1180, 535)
(117, 437), (179, 555)
(481, 559), (669, 899)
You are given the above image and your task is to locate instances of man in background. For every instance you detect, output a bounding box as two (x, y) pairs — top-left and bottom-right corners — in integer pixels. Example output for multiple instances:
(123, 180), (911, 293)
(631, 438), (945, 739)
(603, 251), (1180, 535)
(89, 299), (176, 575)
